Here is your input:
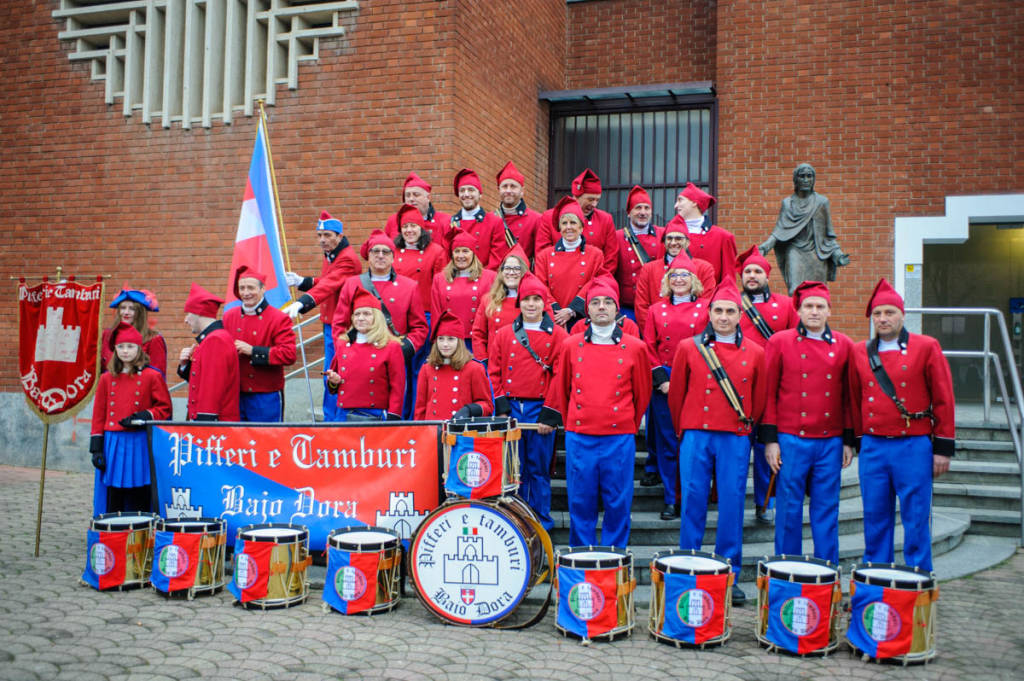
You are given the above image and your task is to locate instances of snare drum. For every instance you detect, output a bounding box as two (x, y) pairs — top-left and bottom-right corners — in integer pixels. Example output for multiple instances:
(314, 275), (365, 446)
(756, 555), (842, 655)
(323, 526), (403, 615)
(846, 563), (938, 664)
(229, 524), (311, 609)
(83, 512), (158, 590)
(151, 518), (226, 598)
(555, 547), (635, 642)
(409, 497), (546, 626)
(443, 417), (521, 498)
(649, 550), (733, 648)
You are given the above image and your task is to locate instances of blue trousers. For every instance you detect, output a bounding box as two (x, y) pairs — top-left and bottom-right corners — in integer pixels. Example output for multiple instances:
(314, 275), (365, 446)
(774, 433), (842, 564)
(510, 399), (556, 530)
(647, 383), (679, 505)
(322, 323), (338, 421)
(678, 430), (749, 574)
(751, 434), (773, 510)
(859, 435), (935, 571)
(331, 407), (385, 423)
(565, 432), (635, 548)
(239, 391), (283, 423)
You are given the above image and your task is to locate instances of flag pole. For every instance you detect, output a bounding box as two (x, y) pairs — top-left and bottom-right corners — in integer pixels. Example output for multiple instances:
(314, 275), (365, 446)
(34, 422), (49, 557)
(258, 101), (317, 423)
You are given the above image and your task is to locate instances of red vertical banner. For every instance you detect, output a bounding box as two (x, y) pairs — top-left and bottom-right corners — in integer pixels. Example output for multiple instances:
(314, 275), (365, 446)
(18, 277), (104, 422)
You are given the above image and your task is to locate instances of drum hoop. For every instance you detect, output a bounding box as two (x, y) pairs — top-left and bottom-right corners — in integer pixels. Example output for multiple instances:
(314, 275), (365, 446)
(445, 416), (515, 434)
(238, 523), (309, 543)
(328, 526), (401, 552)
(157, 517), (225, 533)
(758, 554), (839, 584)
(652, 549), (731, 575)
(557, 545), (631, 570)
(851, 562), (935, 590)
(92, 512), (158, 531)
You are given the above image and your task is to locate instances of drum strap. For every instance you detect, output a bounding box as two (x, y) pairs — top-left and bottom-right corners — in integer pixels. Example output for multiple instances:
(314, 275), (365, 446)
(740, 291), (775, 341)
(359, 271), (401, 337)
(866, 331), (934, 428)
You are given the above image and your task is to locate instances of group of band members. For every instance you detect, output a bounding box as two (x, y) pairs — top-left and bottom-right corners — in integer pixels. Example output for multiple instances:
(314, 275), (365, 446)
(89, 164), (955, 607)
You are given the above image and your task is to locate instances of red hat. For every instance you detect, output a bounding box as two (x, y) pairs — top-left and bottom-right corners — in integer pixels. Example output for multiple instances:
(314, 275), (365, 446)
(866, 278), (904, 317)
(501, 243), (530, 269)
(710, 277), (742, 307)
(571, 168), (602, 197)
(517, 273), (550, 306)
(792, 281), (831, 309)
(553, 195), (585, 230)
(184, 282), (224, 317)
(431, 309), (466, 343)
(108, 321), (143, 351)
(667, 252), (697, 273)
(453, 168), (482, 195)
(496, 161), (525, 187)
(585, 275), (619, 307)
(626, 185), (652, 213)
(232, 265), (267, 299)
(736, 244), (771, 276)
(679, 182), (716, 213)
(352, 287), (382, 312)
(396, 204), (425, 230)
(360, 229), (395, 260)
(663, 218), (689, 238)
(403, 172), (431, 195)
(448, 231), (478, 256)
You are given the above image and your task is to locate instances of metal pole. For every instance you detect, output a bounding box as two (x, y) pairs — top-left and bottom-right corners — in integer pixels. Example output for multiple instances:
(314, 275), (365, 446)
(984, 313), (991, 422)
(294, 320), (317, 423)
(34, 423), (49, 557)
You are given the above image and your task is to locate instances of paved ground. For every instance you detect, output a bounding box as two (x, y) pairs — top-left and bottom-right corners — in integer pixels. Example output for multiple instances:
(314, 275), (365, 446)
(2, 465), (1022, 681)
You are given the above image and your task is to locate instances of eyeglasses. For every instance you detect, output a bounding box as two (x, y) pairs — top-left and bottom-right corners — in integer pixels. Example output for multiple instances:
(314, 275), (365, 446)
(668, 272), (692, 279)
(501, 266), (524, 273)
(368, 248), (392, 256)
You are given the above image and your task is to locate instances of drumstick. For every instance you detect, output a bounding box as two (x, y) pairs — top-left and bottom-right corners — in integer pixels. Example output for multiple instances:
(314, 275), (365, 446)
(516, 422), (558, 431)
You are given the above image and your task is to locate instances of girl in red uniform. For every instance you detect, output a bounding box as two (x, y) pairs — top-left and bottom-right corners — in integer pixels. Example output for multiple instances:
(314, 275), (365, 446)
(470, 243), (531, 361)
(430, 231), (496, 354)
(533, 196), (605, 329)
(101, 287), (167, 377)
(89, 322), (172, 514)
(415, 310), (493, 420)
(324, 289), (406, 421)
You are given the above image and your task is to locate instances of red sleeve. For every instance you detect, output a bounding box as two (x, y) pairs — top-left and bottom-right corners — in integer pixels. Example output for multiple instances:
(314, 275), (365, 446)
(91, 373), (112, 436)
(471, 297), (491, 360)
(635, 268), (654, 332)
(146, 369), (173, 420)
(404, 284), (429, 351)
(331, 276), (359, 330)
(642, 307), (661, 368)
(146, 334), (168, 377)
(414, 365), (429, 420)
(761, 335), (783, 429)
(542, 337), (572, 419)
(195, 336), (238, 418)
(309, 258), (357, 307)
(488, 222), (508, 269)
(487, 330), (505, 393)
(535, 210), (555, 254)
(599, 224), (618, 277)
(267, 314), (297, 366)
(847, 345), (864, 437)
(695, 259), (716, 302)
(631, 341), (652, 430)
(748, 343), (766, 424)
(667, 340), (692, 436)
(429, 272), (447, 323)
(468, 362), (494, 416)
(926, 337), (956, 442)
(719, 231), (738, 283)
(387, 343), (406, 416)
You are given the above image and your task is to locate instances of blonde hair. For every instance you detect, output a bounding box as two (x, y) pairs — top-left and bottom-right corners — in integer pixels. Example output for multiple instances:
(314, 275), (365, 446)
(443, 249), (484, 283)
(352, 308), (400, 349)
(107, 345), (150, 374)
(485, 254), (528, 316)
(659, 269), (704, 299)
(426, 337), (473, 370)
(110, 302), (159, 344)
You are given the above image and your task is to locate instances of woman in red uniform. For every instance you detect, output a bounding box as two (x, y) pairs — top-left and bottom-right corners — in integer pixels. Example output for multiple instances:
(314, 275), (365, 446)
(643, 252), (709, 519)
(101, 287), (167, 377)
(393, 203), (448, 316)
(89, 322), (172, 514)
(470, 243), (531, 362)
(533, 196), (604, 329)
(324, 289), (405, 421)
(430, 231), (496, 354)
(415, 310), (493, 420)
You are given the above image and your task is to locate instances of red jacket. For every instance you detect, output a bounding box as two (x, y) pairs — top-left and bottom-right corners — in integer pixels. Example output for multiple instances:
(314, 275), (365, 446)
(223, 300), (297, 393)
(614, 224), (665, 308)
(384, 205), (452, 240)
(333, 272), (429, 354)
(429, 270), (498, 339)
(444, 209), (500, 268)
(488, 202), (541, 267)
(471, 295), (518, 361)
(328, 334), (406, 416)
(394, 241), (448, 309)
(179, 322), (240, 421)
(414, 360), (494, 420)
(643, 298), (709, 383)
(489, 315), (568, 403)
(739, 290), (799, 348)
(533, 240), (605, 316)
(634, 254), (716, 333)
(848, 331), (955, 454)
(296, 239), (362, 324)
(101, 329), (167, 378)
(91, 367), (172, 435)
(665, 215), (737, 284)
(541, 326), (652, 435)
(668, 333), (764, 436)
(761, 326), (854, 441)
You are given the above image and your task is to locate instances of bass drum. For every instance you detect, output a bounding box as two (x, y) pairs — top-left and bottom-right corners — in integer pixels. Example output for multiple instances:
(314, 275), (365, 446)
(408, 496), (547, 626)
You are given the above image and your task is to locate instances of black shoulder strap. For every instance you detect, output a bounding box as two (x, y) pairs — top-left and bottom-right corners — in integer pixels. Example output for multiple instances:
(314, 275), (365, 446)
(695, 338), (752, 427)
(495, 206), (517, 249)
(358, 271), (400, 336)
(623, 224), (653, 264)
(740, 291), (775, 340)
(866, 332), (932, 426)
(512, 315), (553, 372)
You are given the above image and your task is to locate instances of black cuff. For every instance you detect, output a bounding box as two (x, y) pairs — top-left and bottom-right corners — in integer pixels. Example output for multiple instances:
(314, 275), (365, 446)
(538, 405), (563, 429)
(297, 277), (314, 291)
(194, 413), (218, 422)
(842, 428), (856, 447)
(854, 436), (862, 453)
(932, 436), (955, 457)
(401, 338), (415, 362)
(494, 396), (511, 416)
(89, 435), (104, 454)
(550, 302), (562, 313)
(465, 403), (483, 418)
(385, 412), (402, 421)
(652, 366), (669, 386)
(250, 346), (270, 366)
(758, 423), (778, 444)
(568, 296), (586, 318)
(177, 361), (191, 381)
(298, 293), (316, 314)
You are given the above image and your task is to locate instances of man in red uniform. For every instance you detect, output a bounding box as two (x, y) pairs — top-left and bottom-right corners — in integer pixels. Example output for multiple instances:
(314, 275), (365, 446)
(488, 161), (541, 267)
(223, 265), (297, 422)
(536, 168), (618, 276)
(178, 283), (240, 421)
(447, 168), (500, 267)
(383, 172), (453, 240)
(761, 281), (854, 564)
(735, 244), (799, 522)
(664, 183), (736, 285)
(539, 278), (651, 548)
(668, 278), (764, 603)
(849, 278), (955, 571)
(334, 229), (429, 419)
(282, 210), (361, 421)
(634, 222), (716, 332)
(614, 185), (664, 324)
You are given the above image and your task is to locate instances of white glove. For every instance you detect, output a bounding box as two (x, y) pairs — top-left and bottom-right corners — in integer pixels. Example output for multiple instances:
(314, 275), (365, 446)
(283, 301), (304, 320)
(284, 272), (304, 287)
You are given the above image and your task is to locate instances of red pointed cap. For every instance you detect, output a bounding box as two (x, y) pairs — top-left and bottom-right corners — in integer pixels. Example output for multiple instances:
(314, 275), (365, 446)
(448, 231), (478, 256)
(360, 229), (395, 260)
(792, 280), (831, 309)
(571, 168), (602, 197)
(668, 252), (697, 273)
(496, 161), (525, 187)
(184, 282), (224, 317)
(403, 172), (431, 195)
(517, 273), (550, 306)
(663, 217), (688, 238)
(109, 321), (143, 351)
(585, 275), (619, 307)
(866, 278), (904, 317)
(352, 287), (382, 312)
(626, 185), (652, 212)
(710, 277), (742, 307)
(453, 168), (482, 195)
(233, 265), (267, 298)
(396, 204), (425, 230)
(431, 309), (466, 342)
(501, 243), (529, 268)
(680, 182), (716, 213)
(736, 244), (771, 276)
(553, 195), (585, 229)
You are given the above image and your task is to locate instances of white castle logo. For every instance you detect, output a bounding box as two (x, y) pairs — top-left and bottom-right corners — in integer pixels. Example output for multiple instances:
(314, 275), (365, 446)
(164, 487), (202, 519)
(34, 307), (81, 363)
(375, 491), (427, 540)
(443, 534), (499, 585)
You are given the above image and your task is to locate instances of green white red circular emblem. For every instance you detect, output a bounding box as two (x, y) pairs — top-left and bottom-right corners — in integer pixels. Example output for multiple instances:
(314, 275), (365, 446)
(456, 450), (492, 488)
(335, 566), (367, 601)
(568, 582), (605, 621)
(676, 588), (714, 627)
(234, 553), (258, 589)
(780, 596), (821, 636)
(863, 601), (902, 641)
(89, 542), (115, 575)
(157, 544), (190, 578)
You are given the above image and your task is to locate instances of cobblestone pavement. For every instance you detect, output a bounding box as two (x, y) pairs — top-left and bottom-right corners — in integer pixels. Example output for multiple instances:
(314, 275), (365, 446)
(2, 465), (1022, 681)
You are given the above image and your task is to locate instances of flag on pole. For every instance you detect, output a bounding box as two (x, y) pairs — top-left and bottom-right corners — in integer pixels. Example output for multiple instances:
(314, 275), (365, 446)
(225, 118), (290, 309)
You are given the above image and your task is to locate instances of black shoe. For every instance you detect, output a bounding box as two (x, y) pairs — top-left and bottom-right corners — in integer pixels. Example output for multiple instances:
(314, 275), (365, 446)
(732, 585), (747, 606)
(640, 471), (661, 487)
(659, 504), (680, 520)
(755, 506), (773, 525)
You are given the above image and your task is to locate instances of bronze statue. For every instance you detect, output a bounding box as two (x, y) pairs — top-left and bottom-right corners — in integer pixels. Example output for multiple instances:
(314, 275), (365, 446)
(759, 164), (850, 294)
